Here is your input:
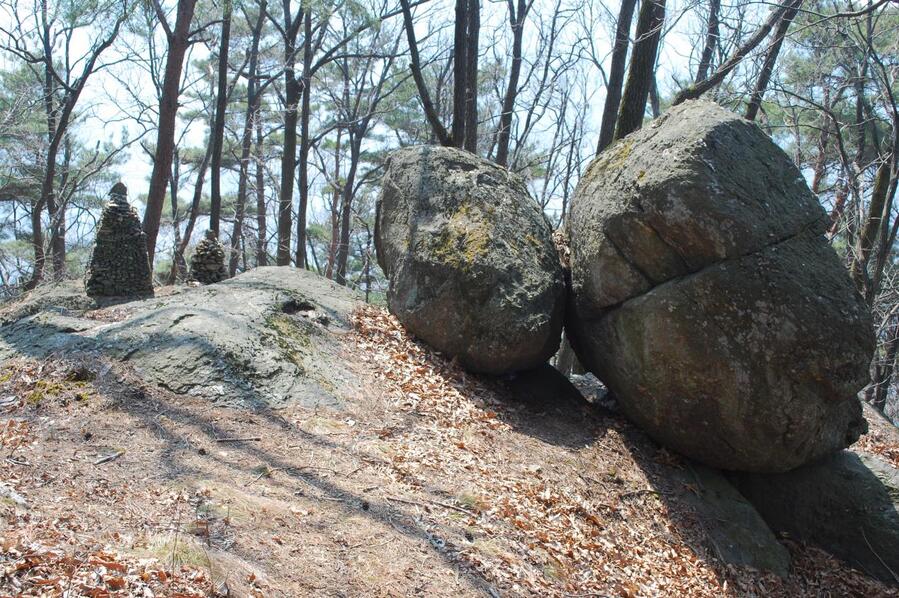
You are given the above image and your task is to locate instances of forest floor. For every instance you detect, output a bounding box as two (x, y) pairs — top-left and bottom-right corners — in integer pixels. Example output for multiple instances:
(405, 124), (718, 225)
(1, 300), (898, 597)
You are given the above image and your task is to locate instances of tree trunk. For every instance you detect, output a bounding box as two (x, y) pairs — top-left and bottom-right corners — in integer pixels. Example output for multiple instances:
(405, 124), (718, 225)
(695, 0), (720, 83)
(494, 0), (528, 166)
(277, 2), (302, 265)
(229, 99), (256, 276)
(463, 0), (480, 153)
(169, 151), (187, 282)
(47, 133), (74, 278)
(452, 0), (469, 148)
(615, 0), (666, 140)
(810, 87), (832, 194)
(295, 8), (313, 269)
(869, 174), (899, 303)
(399, 0), (451, 145)
(229, 1), (264, 276)
(209, 0), (232, 236)
(744, 0), (800, 121)
(335, 134), (362, 286)
(828, 178), (849, 236)
(170, 142), (211, 282)
(255, 106), (267, 267)
(326, 128), (342, 279)
(143, 0), (199, 267)
(871, 314), (899, 413)
(673, 0), (799, 105)
(596, 0), (637, 154)
(851, 160), (893, 301)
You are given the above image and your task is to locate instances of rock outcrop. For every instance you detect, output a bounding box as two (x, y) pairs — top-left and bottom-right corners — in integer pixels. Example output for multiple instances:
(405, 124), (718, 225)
(84, 183), (154, 298)
(566, 100), (874, 472)
(189, 229), (229, 284)
(671, 462), (791, 576)
(0, 267), (359, 408)
(731, 450), (899, 585)
(375, 146), (565, 374)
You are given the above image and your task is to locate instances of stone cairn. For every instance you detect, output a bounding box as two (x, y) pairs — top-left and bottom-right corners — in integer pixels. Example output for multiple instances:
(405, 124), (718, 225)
(84, 183), (154, 298)
(189, 229), (228, 284)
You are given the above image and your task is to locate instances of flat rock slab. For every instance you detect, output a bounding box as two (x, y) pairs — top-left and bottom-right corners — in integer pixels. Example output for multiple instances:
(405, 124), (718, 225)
(671, 463), (791, 576)
(0, 267), (360, 409)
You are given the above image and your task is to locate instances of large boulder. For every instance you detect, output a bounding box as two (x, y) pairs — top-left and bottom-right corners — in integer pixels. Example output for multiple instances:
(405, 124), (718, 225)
(731, 451), (899, 585)
(566, 100), (874, 472)
(375, 146), (565, 374)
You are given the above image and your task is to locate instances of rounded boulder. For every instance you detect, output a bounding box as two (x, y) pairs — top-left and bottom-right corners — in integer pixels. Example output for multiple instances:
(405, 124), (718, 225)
(566, 101), (874, 472)
(375, 146), (565, 374)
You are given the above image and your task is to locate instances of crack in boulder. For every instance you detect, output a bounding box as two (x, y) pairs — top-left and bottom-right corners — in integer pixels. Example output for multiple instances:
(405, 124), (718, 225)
(566, 100), (874, 473)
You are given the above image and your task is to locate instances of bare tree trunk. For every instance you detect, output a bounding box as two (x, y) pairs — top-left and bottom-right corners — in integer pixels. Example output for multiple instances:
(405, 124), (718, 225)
(169, 143), (211, 283)
(615, 0), (666, 140)
(871, 314), (899, 413)
(828, 177), (849, 236)
(335, 134), (362, 285)
(143, 0), (198, 267)
(229, 1), (265, 276)
(852, 161), (892, 300)
(463, 0), (479, 153)
(326, 127), (342, 279)
(673, 0), (800, 105)
(745, 0), (800, 121)
(596, 0), (637, 154)
(209, 0), (232, 236)
(295, 8), (313, 268)
(494, 0), (530, 166)
(27, 0), (126, 286)
(169, 151), (187, 282)
(40, 2), (60, 282)
(452, 0), (469, 148)
(811, 88), (832, 194)
(869, 175), (899, 302)
(695, 0), (720, 83)
(48, 134), (70, 277)
(277, 2), (303, 265)
(255, 109), (267, 267)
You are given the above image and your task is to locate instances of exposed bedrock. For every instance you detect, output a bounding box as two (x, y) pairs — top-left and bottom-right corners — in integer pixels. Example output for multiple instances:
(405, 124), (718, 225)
(731, 450), (899, 585)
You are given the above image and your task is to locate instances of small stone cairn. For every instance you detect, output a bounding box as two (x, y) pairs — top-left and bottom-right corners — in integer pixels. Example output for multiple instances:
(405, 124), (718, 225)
(189, 229), (228, 284)
(85, 183), (154, 298)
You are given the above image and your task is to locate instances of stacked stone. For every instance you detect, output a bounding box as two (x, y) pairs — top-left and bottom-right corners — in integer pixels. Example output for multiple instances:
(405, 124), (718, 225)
(85, 183), (154, 298)
(189, 230), (229, 284)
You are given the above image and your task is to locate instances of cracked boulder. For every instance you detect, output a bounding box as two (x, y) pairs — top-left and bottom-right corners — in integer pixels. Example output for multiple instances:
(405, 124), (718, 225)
(375, 146), (565, 374)
(566, 100), (874, 472)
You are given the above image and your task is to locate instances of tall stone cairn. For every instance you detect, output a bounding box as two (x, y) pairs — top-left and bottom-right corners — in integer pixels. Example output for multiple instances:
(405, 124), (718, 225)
(189, 229), (228, 284)
(85, 183), (154, 298)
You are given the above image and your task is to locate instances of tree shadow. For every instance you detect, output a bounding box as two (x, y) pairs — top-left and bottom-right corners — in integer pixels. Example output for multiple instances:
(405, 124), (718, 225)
(729, 450), (899, 586)
(0, 315), (500, 595)
(487, 363), (611, 449)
